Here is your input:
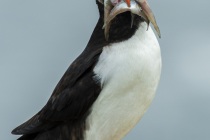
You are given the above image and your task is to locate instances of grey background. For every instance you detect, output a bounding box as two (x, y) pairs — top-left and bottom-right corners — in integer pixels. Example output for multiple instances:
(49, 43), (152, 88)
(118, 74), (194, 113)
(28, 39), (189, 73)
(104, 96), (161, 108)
(1, 0), (210, 140)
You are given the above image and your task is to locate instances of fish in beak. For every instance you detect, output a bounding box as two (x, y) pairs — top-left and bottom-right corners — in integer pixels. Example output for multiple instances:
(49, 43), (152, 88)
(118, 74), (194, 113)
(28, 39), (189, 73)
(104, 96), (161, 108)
(99, 0), (161, 40)
(136, 0), (161, 37)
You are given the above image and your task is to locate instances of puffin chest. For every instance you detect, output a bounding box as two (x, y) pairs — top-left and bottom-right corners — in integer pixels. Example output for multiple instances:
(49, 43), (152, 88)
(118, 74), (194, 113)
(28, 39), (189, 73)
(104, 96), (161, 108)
(86, 24), (161, 140)
(94, 23), (161, 92)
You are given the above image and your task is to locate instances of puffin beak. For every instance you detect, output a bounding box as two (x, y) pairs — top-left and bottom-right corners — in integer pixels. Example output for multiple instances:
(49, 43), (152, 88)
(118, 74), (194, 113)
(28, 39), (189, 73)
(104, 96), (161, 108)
(136, 0), (161, 38)
(125, 0), (131, 7)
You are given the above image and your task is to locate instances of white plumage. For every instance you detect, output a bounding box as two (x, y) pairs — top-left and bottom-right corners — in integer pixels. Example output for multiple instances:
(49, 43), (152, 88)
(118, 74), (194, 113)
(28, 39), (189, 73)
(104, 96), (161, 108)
(85, 22), (162, 140)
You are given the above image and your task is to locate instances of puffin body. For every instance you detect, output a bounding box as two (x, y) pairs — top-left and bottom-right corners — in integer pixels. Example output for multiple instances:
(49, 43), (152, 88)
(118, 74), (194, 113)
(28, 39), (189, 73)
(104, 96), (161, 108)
(12, 0), (161, 140)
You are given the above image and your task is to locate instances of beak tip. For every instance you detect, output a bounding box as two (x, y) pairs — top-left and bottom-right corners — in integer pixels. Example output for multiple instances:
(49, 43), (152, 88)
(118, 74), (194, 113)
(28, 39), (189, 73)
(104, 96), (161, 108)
(125, 0), (131, 7)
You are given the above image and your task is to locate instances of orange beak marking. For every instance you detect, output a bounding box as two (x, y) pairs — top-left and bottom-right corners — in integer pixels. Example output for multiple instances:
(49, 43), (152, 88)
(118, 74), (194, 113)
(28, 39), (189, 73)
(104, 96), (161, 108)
(125, 0), (131, 7)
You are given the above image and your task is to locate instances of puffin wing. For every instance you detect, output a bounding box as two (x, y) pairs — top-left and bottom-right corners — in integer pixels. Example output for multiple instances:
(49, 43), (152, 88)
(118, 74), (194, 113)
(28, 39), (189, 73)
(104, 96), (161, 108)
(12, 48), (103, 135)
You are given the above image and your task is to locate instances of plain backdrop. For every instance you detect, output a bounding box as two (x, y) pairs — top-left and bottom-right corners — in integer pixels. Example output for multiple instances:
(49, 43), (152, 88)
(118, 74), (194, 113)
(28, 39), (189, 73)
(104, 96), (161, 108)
(1, 0), (210, 140)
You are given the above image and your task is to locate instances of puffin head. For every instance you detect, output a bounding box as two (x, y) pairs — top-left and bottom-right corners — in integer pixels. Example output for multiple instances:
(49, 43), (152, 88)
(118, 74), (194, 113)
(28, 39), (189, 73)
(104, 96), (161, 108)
(97, 0), (161, 40)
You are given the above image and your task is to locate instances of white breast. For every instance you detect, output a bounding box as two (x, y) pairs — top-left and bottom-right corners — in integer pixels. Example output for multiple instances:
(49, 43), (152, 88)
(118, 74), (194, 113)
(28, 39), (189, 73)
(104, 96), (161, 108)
(85, 22), (162, 140)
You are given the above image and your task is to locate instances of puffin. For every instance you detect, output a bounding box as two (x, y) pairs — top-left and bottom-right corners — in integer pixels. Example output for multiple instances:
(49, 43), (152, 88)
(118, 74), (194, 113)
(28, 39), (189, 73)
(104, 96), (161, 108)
(12, 0), (162, 140)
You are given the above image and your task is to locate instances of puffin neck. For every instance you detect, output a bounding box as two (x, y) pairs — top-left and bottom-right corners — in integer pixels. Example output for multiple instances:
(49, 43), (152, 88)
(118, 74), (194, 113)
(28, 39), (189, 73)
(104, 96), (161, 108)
(86, 1), (145, 50)
(106, 12), (143, 43)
